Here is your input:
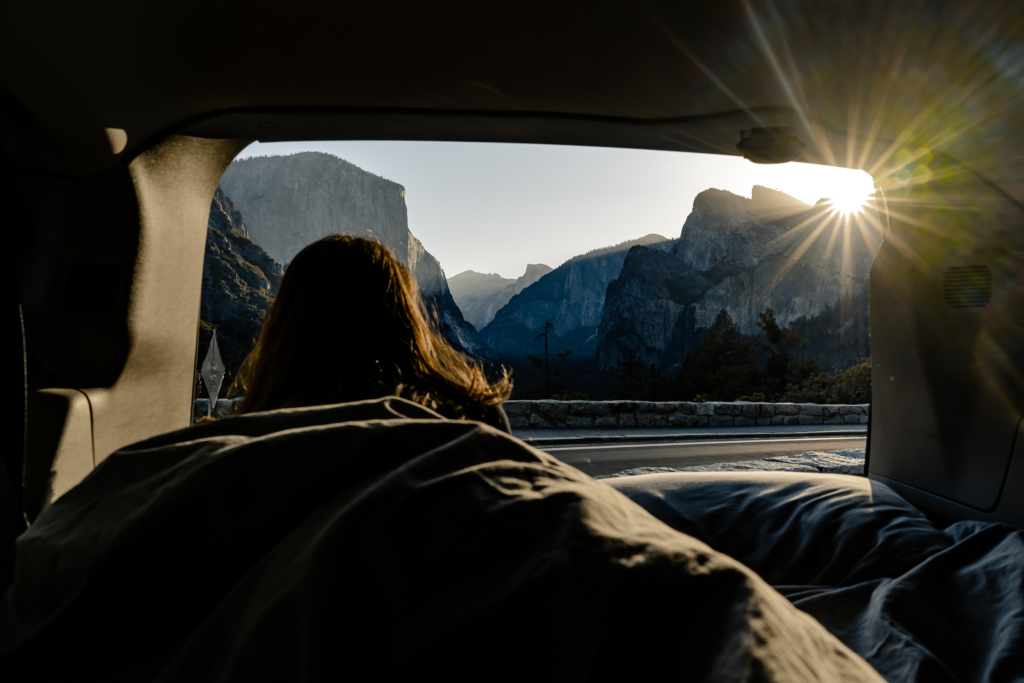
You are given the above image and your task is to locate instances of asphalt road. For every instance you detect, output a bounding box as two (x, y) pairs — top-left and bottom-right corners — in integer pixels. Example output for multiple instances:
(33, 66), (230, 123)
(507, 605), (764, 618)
(542, 435), (868, 478)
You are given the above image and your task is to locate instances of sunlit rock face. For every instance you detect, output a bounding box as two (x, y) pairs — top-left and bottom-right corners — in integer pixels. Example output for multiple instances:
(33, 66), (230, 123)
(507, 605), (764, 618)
(450, 264), (553, 330)
(218, 152), (489, 358)
(674, 188), (794, 272)
(595, 186), (883, 370)
(200, 187), (284, 384)
(480, 235), (673, 359)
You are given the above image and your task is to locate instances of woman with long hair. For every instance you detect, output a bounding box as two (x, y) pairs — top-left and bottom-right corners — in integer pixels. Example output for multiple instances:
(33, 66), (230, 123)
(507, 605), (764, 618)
(231, 234), (512, 431)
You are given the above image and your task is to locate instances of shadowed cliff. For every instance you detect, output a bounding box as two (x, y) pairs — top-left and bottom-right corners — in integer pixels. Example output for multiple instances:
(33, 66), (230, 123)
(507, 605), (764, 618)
(198, 187), (284, 393)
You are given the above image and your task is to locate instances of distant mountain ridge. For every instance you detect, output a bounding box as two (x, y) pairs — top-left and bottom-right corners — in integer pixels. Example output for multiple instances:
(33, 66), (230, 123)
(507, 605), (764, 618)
(480, 234), (673, 359)
(449, 263), (553, 330)
(595, 186), (882, 371)
(218, 151), (489, 358)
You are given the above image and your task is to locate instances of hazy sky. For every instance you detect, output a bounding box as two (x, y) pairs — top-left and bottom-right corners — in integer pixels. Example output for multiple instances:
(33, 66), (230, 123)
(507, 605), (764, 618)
(236, 140), (874, 279)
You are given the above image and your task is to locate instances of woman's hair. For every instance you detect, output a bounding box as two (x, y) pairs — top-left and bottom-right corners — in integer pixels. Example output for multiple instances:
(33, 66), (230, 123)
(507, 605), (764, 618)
(231, 234), (511, 420)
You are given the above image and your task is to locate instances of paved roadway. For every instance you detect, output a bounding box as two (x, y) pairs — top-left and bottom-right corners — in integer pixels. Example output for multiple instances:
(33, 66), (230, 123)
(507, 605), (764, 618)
(539, 434), (868, 478)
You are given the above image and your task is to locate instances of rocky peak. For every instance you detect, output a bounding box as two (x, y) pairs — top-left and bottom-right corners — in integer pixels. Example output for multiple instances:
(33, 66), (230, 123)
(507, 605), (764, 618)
(209, 186), (250, 239)
(672, 189), (797, 272)
(751, 185), (811, 218)
(449, 271), (516, 300)
(596, 186), (883, 372)
(513, 263), (553, 295)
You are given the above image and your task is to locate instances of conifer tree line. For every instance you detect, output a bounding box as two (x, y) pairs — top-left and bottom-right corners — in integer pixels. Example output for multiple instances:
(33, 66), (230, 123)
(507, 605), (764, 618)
(613, 307), (871, 404)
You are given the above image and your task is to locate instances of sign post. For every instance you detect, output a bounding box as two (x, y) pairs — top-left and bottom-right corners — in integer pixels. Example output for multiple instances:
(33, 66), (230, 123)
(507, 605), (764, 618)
(200, 331), (226, 418)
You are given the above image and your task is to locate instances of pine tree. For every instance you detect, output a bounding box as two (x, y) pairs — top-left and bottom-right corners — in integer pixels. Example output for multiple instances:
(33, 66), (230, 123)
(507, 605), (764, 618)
(648, 363), (669, 401)
(677, 309), (763, 401)
(526, 322), (572, 398)
(614, 348), (647, 400)
(756, 307), (822, 399)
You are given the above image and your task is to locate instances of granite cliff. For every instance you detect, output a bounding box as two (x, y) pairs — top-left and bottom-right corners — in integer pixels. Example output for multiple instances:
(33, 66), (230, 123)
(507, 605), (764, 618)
(198, 187), (284, 390)
(218, 152), (487, 358)
(449, 263), (553, 330)
(480, 235), (673, 359)
(595, 186), (882, 371)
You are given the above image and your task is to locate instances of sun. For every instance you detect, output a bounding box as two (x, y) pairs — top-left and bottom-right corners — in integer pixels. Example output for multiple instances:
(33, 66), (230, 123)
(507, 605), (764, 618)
(828, 190), (871, 216)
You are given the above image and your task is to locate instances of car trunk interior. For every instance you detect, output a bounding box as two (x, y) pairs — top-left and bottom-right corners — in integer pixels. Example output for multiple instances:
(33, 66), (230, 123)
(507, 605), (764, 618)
(2, 0), (1023, 583)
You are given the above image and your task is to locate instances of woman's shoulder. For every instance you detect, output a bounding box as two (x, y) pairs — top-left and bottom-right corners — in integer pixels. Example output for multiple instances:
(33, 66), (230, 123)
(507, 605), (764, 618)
(487, 403), (512, 435)
(395, 384), (511, 434)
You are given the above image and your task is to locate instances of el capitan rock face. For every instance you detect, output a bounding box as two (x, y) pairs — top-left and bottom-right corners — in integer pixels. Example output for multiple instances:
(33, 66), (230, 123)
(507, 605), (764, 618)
(449, 263), (553, 330)
(595, 186), (882, 370)
(218, 152), (488, 358)
(480, 235), (673, 359)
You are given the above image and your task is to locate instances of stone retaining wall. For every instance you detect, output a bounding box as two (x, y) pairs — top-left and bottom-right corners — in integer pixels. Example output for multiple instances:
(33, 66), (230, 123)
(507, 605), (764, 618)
(193, 398), (243, 422)
(192, 398), (870, 429)
(502, 400), (869, 429)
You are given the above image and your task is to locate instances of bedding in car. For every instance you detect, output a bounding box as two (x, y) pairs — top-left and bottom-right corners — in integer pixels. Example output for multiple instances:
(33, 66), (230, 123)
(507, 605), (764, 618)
(607, 471), (1024, 683)
(0, 397), (879, 682)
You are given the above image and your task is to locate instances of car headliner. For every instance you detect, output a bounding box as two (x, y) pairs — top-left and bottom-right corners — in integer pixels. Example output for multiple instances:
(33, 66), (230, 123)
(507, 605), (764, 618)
(1, 0), (1023, 204)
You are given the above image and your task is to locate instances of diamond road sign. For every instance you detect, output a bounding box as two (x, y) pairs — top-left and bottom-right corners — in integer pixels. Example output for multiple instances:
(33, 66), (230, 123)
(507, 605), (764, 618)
(200, 331), (225, 417)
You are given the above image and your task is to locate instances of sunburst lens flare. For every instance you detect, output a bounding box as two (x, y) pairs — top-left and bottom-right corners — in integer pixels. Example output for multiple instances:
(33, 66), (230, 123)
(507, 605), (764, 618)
(828, 191), (871, 217)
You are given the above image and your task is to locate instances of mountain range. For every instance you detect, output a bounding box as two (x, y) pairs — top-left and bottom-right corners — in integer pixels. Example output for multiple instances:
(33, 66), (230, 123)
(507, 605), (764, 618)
(479, 235), (674, 359)
(594, 185), (882, 371)
(448, 264), (552, 330)
(200, 154), (878, 398)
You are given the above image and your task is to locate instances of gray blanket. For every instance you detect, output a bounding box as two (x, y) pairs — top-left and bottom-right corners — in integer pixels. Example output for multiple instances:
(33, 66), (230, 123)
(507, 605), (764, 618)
(608, 472), (1024, 683)
(0, 397), (879, 681)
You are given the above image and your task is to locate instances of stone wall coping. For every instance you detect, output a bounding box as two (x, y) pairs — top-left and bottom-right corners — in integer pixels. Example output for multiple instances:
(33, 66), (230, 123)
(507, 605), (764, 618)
(502, 400), (869, 429)
(192, 398), (871, 429)
(192, 397), (244, 422)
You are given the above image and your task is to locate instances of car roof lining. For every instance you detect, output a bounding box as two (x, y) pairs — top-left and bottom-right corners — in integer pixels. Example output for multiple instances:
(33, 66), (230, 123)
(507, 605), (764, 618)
(2, 0), (1022, 203)
(178, 105), (875, 170)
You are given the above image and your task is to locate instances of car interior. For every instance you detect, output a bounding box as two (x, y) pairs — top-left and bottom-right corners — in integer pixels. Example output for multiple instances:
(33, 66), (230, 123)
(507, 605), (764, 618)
(2, 0), (1023, 679)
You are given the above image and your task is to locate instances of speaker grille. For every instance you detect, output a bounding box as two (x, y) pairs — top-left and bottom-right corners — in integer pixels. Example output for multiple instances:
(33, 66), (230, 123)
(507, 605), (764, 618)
(944, 265), (992, 308)
(65, 263), (121, 313)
